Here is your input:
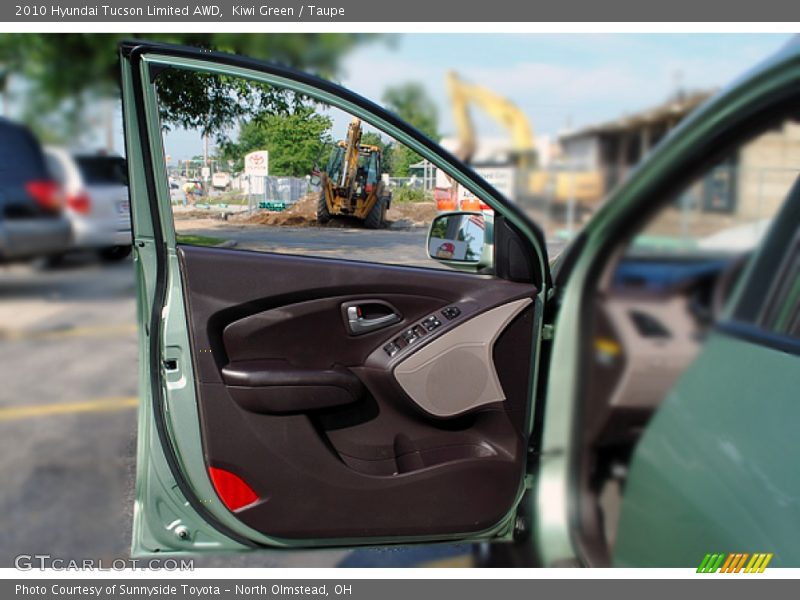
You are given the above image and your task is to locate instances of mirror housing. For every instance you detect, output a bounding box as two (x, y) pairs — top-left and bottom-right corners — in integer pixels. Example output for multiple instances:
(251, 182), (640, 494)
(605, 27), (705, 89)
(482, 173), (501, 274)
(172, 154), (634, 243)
(427, 211), (491, 270)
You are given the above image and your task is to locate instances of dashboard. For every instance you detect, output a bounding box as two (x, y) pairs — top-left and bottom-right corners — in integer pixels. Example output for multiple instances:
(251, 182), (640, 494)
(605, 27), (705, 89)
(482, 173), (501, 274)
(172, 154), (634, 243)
(587, 253), (746, 446)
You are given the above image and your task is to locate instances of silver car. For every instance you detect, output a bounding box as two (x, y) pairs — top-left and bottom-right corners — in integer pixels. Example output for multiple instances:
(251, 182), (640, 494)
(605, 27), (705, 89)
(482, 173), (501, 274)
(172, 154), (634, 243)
(45, 147), (133, 261)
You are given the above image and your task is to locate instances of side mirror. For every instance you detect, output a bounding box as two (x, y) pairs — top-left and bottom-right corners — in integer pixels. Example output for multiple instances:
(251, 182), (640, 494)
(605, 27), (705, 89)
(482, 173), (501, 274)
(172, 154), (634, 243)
(309, 174), (322, 187)
(427, 211), (488, 267)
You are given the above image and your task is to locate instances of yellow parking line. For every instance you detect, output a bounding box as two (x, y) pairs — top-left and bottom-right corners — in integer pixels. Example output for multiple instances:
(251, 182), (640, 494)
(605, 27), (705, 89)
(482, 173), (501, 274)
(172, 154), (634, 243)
(0, 397), (139, 422)
(0, 323), (137, 342)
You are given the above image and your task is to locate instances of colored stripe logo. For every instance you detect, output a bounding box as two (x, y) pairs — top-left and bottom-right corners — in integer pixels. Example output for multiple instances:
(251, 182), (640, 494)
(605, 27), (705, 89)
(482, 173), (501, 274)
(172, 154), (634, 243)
(697, 553), (773, 573)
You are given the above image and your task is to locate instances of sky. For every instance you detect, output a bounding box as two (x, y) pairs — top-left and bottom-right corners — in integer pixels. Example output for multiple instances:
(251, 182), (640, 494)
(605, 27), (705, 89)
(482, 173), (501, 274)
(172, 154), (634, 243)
(154, 33), (792, 161)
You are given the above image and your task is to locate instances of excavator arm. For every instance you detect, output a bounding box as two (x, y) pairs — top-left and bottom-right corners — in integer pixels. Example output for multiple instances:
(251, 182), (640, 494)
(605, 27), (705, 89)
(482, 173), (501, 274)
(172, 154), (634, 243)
(446, 71), (535, 165)
(340, 117), (364, 189)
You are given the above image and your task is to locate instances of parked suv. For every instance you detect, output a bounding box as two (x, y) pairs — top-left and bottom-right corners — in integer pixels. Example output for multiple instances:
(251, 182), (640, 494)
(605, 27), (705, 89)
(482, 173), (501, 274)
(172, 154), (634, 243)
(0, 118), (71, 263)
(44, 147), (132, 261)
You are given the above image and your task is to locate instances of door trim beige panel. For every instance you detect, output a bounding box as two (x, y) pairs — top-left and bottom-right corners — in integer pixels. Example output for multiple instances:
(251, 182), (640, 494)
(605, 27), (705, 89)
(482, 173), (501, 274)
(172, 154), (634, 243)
(393, 298), (533, 418)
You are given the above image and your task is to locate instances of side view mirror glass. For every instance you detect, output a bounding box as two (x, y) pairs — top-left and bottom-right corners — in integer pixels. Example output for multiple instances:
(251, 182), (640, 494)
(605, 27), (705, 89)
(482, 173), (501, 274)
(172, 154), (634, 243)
(309, 173), (322, 187)
(427, 212), (487, 265)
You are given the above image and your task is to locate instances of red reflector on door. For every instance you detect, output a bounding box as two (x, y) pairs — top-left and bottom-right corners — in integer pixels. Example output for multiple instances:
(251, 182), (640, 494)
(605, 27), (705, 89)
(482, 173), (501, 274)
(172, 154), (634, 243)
(208, 466), (259, 511)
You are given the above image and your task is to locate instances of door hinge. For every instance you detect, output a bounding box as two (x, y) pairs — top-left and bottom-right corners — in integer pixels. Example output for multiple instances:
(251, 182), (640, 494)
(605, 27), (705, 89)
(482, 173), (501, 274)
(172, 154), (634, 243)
(542, 324), (554, 340)
(513, 515), (529, 540)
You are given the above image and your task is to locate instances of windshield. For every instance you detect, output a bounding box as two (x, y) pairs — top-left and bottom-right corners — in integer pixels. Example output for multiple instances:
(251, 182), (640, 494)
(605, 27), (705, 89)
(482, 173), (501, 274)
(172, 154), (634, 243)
(0, 123), (48, 182)
(75, 156), (128, 186)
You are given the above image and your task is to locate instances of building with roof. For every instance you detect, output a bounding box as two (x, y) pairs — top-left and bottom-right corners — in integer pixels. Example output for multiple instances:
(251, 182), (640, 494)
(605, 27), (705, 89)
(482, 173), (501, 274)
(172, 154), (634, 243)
(559, 91), (713, 192)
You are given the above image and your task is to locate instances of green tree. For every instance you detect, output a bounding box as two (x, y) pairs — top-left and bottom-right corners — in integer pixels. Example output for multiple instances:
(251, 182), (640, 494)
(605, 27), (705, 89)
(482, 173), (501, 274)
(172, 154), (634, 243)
(0, 33), (378, 140)
(381, 82), (439, 177)
(219, 107), (333, 178)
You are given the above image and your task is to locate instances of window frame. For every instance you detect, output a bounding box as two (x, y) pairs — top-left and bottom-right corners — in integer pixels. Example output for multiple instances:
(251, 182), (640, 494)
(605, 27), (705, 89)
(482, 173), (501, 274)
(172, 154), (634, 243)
(140, 49), (549, 284)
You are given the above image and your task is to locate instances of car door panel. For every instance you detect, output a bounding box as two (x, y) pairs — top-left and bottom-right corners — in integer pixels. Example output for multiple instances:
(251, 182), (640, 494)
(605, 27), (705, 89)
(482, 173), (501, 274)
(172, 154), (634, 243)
(178, 245), (538, 539)
(121, 41), (550, 552)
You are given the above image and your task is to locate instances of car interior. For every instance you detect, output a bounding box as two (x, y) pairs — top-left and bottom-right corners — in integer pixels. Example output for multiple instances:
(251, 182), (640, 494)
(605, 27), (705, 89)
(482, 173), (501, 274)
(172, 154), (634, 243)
(571, 115), (800, 565)
(580, 244), (749, 557)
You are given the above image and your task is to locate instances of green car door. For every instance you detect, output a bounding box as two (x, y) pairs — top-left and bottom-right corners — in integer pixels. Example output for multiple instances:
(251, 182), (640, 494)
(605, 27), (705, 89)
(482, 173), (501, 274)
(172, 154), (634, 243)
(614, 183), (800, 567)
(120, 41), (551, 556)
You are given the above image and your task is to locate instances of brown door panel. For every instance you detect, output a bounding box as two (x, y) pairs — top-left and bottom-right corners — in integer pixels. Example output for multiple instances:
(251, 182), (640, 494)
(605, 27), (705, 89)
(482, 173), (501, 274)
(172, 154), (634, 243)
(199, 382), (523, 538)
(178, 245), (538, 540)
(221, 293), (445, 372)
(222, 360), (366, 414)
(179, 246), (534, 383)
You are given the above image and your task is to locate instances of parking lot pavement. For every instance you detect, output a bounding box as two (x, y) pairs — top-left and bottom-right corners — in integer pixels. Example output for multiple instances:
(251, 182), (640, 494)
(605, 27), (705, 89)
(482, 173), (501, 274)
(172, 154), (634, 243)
(0, 258), (139, 567)
(175, 221), (568, 266)
(176, 221), (435, 267)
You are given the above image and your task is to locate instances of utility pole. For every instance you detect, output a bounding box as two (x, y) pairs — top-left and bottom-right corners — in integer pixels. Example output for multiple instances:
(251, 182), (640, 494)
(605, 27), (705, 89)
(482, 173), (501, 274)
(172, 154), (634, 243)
(672, 69), (685, 101)
(1, 72), (9, 118)
(203, 129), (210, 186)
(104, 98), (115, 153)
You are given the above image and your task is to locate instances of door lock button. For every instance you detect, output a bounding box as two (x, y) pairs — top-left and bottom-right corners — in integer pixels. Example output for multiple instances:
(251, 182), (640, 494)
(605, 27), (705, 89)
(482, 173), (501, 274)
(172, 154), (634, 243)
(442, 306), (461, 320)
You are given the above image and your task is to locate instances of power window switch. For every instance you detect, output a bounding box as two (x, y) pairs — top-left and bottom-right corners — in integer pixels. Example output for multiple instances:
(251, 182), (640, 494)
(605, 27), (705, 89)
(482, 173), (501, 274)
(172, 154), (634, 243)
(422, 316), (441, 331)
(383, 342), (400, 357)
(442, 306), (461, 320)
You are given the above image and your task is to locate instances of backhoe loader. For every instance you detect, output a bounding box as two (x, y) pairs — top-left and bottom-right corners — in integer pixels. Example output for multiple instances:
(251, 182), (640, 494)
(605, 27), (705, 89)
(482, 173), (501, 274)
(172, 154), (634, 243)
(315, 117), (391, 229)
(446, 71), (604, 209)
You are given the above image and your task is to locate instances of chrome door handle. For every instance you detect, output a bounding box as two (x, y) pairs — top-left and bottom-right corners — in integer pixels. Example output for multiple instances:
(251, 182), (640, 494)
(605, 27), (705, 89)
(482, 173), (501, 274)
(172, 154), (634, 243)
(345, 304), (401, 335)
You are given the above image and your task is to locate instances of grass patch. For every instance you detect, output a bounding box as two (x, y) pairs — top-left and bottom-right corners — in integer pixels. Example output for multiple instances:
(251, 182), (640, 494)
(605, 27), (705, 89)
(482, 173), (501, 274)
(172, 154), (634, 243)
(176, 234), (226, 247)
(391, 188), (430, 203)
(192, 191), (248, 206)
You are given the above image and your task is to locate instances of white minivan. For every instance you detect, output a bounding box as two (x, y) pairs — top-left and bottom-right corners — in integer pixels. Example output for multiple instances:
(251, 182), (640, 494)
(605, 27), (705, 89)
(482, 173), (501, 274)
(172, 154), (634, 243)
(45, 147), (133, 261)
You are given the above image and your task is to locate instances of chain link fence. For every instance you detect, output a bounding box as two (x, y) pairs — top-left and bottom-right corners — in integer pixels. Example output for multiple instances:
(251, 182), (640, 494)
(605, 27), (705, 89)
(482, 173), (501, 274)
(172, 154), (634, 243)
(244, 175), (312, 211)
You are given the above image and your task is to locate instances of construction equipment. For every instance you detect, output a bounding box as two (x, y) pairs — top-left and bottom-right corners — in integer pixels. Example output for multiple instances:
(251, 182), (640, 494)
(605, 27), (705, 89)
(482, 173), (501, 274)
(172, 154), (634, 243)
(315, 117), (391, 228)
(447, 70), (536, 169)
(445, 71), (604, 210)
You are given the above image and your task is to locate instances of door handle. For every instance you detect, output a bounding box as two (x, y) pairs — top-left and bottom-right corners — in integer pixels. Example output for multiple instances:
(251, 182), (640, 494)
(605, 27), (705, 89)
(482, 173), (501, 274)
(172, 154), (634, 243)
(344, 301), (402, 335)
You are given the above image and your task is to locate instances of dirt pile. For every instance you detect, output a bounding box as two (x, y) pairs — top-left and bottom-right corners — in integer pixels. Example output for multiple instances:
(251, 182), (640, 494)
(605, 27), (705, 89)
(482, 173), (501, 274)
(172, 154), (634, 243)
(231, 193), (328, 227)
(231, 193), (438, 229)
(386, 201), (437, 228)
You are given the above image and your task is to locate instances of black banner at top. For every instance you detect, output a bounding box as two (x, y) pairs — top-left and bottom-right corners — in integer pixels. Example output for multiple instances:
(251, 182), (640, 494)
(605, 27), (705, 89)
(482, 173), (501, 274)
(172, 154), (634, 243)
(3, 0), (800, 22)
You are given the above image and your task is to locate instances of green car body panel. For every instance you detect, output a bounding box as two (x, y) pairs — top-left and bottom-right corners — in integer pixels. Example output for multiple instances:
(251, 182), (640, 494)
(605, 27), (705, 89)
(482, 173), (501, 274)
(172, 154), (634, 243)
(614, 334), (800, 567)
(123, 38), (800, 563)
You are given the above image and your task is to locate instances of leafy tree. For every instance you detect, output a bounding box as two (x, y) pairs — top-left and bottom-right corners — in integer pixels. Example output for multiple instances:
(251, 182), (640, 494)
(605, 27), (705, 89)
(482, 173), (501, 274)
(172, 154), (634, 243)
(381, 82), (439, 177)
(0, 33), (377, 139)
(219, 106), (333, 178)
(360, 131), (385, 148)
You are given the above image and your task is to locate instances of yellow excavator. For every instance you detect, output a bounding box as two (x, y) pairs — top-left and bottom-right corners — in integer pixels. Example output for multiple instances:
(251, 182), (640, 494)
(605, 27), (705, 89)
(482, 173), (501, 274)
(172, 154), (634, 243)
(446, 71), (604, 208)
(315, 117), (391, 228)
(447, 70), (536, 170)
